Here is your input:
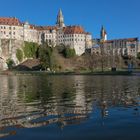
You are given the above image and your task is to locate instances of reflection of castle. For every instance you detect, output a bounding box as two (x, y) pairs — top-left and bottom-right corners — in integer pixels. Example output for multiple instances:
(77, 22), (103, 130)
(0, 76), (92, 138)
(0, 76), (139, 138)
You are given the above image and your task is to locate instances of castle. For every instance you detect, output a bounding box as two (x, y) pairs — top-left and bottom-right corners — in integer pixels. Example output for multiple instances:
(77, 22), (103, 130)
(91, 26), (139, 57)
(0, 9), (139, 70)
(0, 9), (92, 56)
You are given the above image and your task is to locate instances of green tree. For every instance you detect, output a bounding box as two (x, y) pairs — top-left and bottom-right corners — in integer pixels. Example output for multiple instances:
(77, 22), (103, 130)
(6, 58), (15, 70)
(63, 47), (76, 58)
(23, 42), (39, 58)
(16, 49), (23, 62)
(38, 42), (53, 70)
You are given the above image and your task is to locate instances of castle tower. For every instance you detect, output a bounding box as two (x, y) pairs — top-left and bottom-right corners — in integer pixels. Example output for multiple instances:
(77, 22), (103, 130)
(56, 9), (65, 28)
(100, 26), (107, 41)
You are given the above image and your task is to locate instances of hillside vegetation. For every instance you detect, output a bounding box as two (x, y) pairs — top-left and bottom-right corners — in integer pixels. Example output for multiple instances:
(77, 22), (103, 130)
(2, 40), (140, 72)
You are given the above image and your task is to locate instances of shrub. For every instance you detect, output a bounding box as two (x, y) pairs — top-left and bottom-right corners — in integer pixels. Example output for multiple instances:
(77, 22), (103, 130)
(16, 49), (23, 62)
(38, 45), (53, 70)
(23, 42), (39, 58)
(6, 58), (15, 70)
(57, 44), (65, 53)
(63, 47), (76, 58)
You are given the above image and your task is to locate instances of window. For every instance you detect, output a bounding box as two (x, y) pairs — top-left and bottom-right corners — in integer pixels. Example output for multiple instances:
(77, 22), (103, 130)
(130, 44), (135, 49)
(9, 27), (11, 30)
(4, 27), (6, 29)
(13, 27), (15, 30)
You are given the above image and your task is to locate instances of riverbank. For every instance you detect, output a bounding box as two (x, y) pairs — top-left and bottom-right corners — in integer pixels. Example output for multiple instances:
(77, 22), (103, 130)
(0, 70), (133, 76)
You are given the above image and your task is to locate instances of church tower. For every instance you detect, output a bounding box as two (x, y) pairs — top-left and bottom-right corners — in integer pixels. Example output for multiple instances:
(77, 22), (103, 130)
(56, 9), (65, 28)
(100, 26), (107, 41)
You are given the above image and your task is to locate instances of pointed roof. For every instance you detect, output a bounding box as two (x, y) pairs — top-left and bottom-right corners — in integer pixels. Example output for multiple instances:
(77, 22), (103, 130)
(101, 25), (107, 34)
(101, 25), (104, 30)
(58, 8), (63, 17)
(56, 8), (65, 27)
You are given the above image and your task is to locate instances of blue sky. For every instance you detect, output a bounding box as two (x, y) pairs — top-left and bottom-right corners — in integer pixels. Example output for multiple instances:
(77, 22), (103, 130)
(0, 0), (140, 40)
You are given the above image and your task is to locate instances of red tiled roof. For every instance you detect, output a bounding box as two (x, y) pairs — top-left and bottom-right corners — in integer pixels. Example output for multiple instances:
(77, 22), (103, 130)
(35, 26), (57, 31)
(0, 17), (21, 26)
(105, 40), (113, 43)
(105, 38), (138, 43)
(0, 17), (91, 35)
(86, 32), (91, 35)
(45, 26), (57, 30)
(63, 26), (86, 34)
(126, 38), (138, 41)
(29, 24), (35, 29)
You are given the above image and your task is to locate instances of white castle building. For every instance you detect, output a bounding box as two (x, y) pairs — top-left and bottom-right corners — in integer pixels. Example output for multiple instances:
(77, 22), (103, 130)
(90, 26), (139, 57)
(0, 9), (92, 56)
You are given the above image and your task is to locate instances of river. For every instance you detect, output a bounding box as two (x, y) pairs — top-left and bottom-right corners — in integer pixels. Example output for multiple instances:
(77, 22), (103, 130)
(0, 75), (140, 140)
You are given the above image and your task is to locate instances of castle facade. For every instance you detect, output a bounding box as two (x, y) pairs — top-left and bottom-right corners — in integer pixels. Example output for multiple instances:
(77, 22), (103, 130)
(91, 26), (139, 57)
(0, 9), (92, 56)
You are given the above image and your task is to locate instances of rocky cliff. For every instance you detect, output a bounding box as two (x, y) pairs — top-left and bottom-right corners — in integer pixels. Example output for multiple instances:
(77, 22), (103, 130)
(0, 39), (24, 70)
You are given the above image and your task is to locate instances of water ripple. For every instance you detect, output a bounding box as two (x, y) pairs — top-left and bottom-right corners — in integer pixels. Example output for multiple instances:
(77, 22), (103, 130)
(0, 75), (140, 139)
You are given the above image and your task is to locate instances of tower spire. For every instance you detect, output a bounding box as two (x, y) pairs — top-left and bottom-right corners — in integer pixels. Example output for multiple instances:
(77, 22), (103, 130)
(100, 25), (107, 41)
(56, 8), (65, 28)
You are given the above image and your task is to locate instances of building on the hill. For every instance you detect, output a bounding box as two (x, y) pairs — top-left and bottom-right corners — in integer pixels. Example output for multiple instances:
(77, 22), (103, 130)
(0, 9), (92, 57)
(89, 26), (139, 57)
(103, 38), (139, 57)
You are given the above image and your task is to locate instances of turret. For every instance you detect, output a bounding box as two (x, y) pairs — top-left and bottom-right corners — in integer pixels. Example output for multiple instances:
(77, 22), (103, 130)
(56, 9), (65, 28)
(100, 26), (107, 41)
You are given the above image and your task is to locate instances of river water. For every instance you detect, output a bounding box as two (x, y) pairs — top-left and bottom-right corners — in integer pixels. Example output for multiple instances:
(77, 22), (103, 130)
(0, 75), (140, 140)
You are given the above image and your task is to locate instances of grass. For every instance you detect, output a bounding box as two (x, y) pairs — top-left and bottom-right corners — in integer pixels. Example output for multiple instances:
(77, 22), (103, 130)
(1, 70), (132, 76)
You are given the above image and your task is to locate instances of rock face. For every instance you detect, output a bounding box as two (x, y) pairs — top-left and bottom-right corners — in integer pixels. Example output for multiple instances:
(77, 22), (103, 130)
(0, 39), (24, 70)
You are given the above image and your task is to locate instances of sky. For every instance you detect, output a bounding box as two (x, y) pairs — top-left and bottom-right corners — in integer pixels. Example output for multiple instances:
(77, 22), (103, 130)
(0, 0), (140, 40)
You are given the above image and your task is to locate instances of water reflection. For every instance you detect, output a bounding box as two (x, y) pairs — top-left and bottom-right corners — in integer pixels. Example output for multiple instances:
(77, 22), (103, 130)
(0, 75), (140, 138)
